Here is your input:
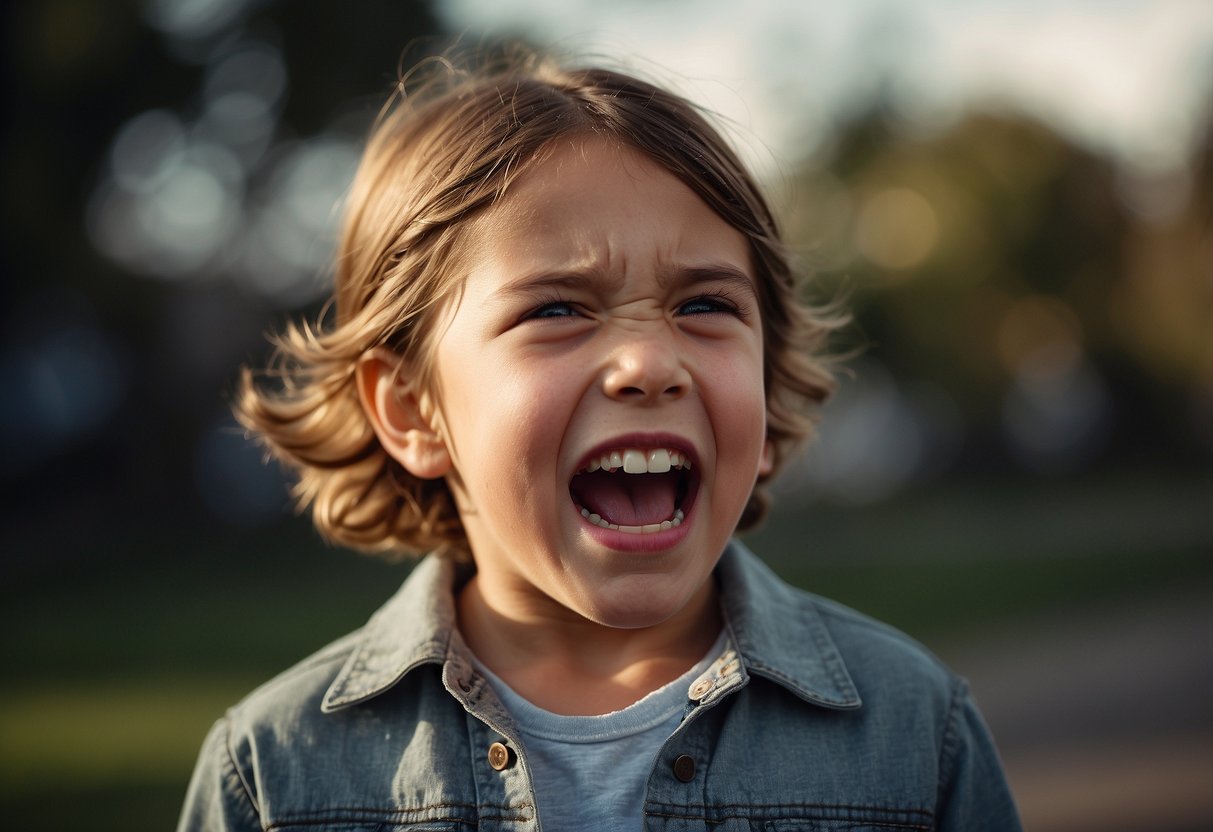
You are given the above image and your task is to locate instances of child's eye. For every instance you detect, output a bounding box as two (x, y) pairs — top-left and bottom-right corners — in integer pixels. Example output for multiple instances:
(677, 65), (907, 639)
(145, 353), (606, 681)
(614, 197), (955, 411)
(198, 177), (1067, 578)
(523, 300), (580, 320)
(677, 294), (742, 317)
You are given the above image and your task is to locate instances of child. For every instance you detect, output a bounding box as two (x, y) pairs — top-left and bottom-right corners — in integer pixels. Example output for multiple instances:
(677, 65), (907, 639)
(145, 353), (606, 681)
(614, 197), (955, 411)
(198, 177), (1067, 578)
(180, 50), (1022, 831)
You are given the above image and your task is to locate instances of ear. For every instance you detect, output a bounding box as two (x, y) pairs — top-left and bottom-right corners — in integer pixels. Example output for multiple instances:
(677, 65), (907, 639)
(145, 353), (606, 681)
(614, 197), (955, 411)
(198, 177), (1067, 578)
(356, 348), (451, 480)
(757, 438), (775, 479)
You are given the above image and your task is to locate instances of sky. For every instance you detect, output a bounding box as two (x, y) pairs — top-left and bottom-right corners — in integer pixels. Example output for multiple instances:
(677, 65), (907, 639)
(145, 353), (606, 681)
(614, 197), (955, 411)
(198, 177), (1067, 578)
(437, 0), (1213, 178)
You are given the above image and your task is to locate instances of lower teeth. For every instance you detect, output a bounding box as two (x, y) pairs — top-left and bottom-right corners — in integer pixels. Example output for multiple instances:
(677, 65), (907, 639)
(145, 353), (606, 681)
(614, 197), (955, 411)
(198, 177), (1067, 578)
(579, 507), (685, 534)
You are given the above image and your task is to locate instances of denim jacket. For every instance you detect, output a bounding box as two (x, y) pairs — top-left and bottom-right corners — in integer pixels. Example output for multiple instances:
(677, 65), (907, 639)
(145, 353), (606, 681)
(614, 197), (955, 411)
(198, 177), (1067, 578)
(179, 541), (1021, 831)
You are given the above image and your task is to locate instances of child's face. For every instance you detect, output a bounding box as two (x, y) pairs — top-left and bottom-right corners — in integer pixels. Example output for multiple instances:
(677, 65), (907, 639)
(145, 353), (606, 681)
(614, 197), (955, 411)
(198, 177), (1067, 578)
(429, 137), (770, 628)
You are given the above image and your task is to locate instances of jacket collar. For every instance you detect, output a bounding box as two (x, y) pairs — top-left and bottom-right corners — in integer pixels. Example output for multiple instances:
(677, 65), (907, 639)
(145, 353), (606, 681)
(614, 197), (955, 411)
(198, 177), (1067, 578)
(322, 540), (860, 712)
(321, 554), (466, 712)
(717, 539), (861, 710)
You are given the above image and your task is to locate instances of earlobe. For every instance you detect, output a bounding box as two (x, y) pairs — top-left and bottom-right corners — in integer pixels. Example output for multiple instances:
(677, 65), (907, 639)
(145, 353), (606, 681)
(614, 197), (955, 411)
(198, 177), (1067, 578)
(356, 348), (451, 480)
(757, 439), (775, 478)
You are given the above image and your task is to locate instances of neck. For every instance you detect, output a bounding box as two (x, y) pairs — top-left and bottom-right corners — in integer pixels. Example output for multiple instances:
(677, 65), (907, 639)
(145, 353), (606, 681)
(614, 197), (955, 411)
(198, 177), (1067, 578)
(456, 574), (722, 716)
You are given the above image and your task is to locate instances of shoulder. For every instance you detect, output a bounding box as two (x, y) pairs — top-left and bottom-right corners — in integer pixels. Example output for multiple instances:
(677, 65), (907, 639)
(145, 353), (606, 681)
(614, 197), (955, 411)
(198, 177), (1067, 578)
(808, 588), (956, 679)
(180, 629), (369, 820)
(223, 554), (464, 733)
(720, 541), (963, 714)
(221, 628), (366, 738)
(716, 543), (1021, 829)
(212, 554), (466, 760)
(806, 589), (964, 709)
(179, 557), (481, 825)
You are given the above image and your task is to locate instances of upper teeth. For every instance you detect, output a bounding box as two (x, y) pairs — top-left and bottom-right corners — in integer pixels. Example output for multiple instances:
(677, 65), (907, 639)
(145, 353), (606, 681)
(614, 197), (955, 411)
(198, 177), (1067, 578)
(583, 448), (691, 474)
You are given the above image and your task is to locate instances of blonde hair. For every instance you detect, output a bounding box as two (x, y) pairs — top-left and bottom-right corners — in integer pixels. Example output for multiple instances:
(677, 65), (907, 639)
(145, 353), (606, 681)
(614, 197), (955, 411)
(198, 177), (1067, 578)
(236, 49), (842, 560)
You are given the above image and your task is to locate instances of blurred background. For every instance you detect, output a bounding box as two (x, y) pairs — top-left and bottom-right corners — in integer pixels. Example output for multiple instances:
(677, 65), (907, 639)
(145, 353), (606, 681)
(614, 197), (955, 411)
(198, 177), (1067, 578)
(2, 0), (1210, 829)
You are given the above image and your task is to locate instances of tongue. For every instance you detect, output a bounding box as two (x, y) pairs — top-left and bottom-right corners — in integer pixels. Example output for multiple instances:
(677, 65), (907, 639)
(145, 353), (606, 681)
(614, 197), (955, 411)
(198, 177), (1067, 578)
(571, 470), (677, 526)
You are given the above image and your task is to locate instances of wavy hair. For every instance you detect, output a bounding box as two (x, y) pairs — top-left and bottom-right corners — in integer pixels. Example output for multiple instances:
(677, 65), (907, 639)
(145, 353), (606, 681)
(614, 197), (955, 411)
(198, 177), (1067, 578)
(235, 49), (843, 560)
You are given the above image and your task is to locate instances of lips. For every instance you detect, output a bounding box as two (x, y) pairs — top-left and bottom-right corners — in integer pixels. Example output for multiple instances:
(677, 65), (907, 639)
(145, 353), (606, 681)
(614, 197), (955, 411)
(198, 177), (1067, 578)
(569, 443), (698, 534)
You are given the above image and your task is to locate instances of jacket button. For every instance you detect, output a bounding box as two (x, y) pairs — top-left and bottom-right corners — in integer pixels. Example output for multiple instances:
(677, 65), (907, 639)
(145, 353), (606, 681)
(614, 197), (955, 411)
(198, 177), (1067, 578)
(688, 678), (713, 700)
(487, 741), (512, 771)
(672, 754), (696, 783)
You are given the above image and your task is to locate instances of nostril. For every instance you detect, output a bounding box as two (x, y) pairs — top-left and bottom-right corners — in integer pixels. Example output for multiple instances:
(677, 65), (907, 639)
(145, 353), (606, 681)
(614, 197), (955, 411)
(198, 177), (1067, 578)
(615, 384), (683, 399)
(603, 348), (691, 401)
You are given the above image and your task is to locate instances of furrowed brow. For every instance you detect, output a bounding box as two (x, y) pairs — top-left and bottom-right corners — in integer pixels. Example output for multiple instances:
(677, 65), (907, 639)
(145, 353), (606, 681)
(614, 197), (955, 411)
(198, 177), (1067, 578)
(487, 264), (756, 305)
(490, 270), (624, 303)
(665, 264), (759, 297)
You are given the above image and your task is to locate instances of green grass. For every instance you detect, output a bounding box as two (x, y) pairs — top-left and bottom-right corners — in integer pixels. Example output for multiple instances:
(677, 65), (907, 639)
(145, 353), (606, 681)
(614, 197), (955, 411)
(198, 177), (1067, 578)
(0, 675), (258, 794)
(767, 545), (1211, 639)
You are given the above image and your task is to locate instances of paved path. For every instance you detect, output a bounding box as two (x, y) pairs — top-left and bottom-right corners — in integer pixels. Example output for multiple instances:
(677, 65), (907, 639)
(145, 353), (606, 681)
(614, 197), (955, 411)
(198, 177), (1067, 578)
(937, 586), (1213, 832)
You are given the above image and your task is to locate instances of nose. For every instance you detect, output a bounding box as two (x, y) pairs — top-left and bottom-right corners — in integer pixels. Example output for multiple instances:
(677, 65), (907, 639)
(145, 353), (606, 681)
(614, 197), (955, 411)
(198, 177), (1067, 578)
(602, 332), (692, 403)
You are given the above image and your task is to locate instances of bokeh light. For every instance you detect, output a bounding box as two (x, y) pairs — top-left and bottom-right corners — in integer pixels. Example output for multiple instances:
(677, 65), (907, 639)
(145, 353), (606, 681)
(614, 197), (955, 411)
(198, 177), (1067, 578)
(85, 30), (354, 303)
(854, 187), (940, 271)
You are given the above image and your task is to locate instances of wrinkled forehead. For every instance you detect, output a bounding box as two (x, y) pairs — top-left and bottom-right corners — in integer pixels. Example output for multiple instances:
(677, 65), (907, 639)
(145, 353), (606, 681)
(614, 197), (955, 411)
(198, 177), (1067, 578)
(460, 138), (753, 297)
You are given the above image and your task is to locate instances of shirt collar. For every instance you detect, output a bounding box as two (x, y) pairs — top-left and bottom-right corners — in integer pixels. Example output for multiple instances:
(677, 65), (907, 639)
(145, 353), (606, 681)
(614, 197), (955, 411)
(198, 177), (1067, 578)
(322, 540), (861, 713)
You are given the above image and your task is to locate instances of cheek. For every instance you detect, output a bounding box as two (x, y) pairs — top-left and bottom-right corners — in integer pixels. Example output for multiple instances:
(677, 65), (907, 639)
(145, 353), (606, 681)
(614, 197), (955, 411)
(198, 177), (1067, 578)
(457, 359), (576, 492)
(501, 360), (578, 437)
(711, 349), (768, 438)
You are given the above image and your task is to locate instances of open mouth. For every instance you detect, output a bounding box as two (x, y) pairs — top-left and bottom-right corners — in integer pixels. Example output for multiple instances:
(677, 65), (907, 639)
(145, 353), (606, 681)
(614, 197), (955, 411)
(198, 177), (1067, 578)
(569, 447), (698, 535)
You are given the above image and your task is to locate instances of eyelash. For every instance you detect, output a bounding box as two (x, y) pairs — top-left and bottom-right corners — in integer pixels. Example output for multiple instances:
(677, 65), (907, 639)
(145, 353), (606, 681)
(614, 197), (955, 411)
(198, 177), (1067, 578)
(519, 290), (748, 323)
(521, 297), (580, 321)
(677, 290), (745, 318)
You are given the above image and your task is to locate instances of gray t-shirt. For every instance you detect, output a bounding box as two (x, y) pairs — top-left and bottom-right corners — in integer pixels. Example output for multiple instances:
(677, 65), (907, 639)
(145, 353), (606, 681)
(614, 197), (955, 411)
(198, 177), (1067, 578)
(472, 631), (727, 832)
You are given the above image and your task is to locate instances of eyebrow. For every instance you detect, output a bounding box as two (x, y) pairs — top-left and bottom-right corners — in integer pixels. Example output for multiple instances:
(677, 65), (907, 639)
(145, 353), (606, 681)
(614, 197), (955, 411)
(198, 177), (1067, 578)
(494, 270), (613, 299)
(666, 264), (758, 296)
(492, 263), (758, 301)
